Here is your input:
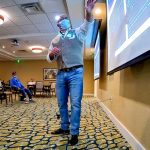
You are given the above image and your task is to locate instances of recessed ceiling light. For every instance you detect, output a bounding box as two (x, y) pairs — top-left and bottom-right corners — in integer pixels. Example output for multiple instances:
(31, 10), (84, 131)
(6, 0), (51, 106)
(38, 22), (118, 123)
(30, 46), (45, 49)
(55, 15), (60, 21)
(95, 8), (102, 15)
(0, 10), (9, 22)
(32, 48), (43, 53)
(29, 46), (45, 53)
(2, 45), (5, 49)
(0, 15), (4, 25)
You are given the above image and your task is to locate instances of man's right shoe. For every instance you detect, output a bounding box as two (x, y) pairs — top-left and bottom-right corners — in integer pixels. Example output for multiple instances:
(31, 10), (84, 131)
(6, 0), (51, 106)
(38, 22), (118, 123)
(69, 135), (78, 146)
(24, 98), (29, 104)
(51, 128), (70, 135)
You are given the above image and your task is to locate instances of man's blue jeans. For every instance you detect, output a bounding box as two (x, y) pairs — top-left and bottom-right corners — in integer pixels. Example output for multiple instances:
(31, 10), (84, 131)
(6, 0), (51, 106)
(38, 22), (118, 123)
(56, 67), (83, 135)
(20, 88), (32, 99)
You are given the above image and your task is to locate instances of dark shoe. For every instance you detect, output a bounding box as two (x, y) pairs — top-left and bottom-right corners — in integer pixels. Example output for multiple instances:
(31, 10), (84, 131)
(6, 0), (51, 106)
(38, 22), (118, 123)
(69, 135), (78, 145)
(51, 128), (70, 135)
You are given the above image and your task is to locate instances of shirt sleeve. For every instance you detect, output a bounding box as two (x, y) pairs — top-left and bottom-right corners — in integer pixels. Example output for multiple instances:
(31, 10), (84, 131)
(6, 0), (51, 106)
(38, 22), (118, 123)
(10, 79), (13, 87)
(18, 80), (24, 89)
(75, 19), (93, 43)
(10, 78), (17, 88)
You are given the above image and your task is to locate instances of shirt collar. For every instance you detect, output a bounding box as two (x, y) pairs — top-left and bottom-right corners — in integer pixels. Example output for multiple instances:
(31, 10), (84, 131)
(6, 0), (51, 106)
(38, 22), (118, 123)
(59, 28), (71, 39)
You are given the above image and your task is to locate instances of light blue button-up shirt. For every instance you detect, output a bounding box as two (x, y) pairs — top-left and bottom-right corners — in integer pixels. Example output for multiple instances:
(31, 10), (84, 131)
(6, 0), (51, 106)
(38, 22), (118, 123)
(47, 20), (92, 69)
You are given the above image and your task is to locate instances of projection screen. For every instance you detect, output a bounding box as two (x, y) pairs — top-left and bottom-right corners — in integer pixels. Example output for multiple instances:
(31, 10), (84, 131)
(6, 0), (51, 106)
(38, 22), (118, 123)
(106, 0), (150, 73)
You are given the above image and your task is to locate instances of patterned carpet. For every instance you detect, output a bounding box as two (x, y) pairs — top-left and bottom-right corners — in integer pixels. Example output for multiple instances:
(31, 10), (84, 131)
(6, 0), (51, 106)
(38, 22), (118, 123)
(0, 97), (133, 150)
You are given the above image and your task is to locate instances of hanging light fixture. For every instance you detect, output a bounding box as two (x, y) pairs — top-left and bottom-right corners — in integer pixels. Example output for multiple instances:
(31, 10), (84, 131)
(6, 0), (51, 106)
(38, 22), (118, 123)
(32, 47), (43, 53)
(0, 15), (4, 25)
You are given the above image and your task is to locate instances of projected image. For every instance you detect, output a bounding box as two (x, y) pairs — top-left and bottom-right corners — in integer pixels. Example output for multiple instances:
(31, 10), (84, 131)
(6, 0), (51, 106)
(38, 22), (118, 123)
(107, 0), (115, 10)
(107, 0), (150, 73)
(94, 32), (100, 80)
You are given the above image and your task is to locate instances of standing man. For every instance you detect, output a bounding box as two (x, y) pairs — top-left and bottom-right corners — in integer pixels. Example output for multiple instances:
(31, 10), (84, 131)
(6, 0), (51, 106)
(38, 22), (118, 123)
(47, 0), (96, 145)
(10, 71), (33, 103)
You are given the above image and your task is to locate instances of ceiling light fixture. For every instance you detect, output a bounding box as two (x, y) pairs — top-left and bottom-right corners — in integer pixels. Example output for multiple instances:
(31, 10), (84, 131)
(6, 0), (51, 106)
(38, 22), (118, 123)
(32, 47), (43, 53)
(0, 15), (4, 25)
(0, 10), (9, 22)
(55, 15), (60, 21)
(2, 45), (5, 49)
(95, 8), (102, 15)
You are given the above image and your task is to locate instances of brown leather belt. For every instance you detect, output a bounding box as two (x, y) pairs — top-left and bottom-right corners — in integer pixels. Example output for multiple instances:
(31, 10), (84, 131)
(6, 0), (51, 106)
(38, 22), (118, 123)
(59, 65), (83, 72)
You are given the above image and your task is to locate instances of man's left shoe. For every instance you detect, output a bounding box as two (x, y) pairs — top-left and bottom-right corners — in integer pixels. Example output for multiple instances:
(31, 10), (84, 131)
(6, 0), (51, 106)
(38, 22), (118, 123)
(69, 135), (78, 146)
(51, 128), (70, 135)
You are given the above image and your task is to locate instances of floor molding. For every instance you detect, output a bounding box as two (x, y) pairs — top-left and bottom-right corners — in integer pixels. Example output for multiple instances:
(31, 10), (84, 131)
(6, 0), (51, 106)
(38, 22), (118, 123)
(98, 100), (146, 150)
(83, 93), (94, 97)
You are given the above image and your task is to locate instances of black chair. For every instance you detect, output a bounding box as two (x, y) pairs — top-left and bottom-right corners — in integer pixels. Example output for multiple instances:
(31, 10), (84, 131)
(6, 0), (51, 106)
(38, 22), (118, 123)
(0, 87), (7, 104)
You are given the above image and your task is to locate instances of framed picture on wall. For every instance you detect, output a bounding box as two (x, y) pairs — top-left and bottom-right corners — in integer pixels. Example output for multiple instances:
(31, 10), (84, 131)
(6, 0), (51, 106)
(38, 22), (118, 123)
(43, 68), (57, 81)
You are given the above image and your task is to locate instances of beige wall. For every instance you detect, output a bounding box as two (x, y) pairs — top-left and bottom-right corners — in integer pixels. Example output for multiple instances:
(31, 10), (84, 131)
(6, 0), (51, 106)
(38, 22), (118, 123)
(0, 59), (94, 94)
(95, 39), (150, 149)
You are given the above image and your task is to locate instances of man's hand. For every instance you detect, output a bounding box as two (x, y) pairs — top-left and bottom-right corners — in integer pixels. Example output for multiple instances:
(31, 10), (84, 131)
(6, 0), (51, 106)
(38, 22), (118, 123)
(49, 47), (60, 60)
(85, 0), (96, 14)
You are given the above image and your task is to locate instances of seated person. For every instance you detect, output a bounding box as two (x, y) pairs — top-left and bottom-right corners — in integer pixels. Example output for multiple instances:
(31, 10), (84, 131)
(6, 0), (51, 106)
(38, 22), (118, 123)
(10, 71), (33, 103)
(0, 80), (4, 92)
(0, 80), (4, 88)
(27, 79), (36, 95)
(28, 78), (36, 85)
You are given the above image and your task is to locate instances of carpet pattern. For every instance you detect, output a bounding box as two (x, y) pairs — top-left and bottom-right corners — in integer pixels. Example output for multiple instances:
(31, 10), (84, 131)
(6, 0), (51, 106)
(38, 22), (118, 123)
(0, 97), (133, 150)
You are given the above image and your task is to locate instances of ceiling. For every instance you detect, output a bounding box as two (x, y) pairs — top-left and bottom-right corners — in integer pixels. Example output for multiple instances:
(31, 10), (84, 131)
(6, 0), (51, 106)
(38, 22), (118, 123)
(0, 0), (106, 61)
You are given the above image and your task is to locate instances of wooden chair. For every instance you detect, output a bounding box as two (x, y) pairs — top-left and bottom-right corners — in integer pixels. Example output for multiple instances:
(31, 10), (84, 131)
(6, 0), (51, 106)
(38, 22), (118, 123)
(0, 86), (13, 106)
(0, 92), (7, 105)
(0, 87), (6, 104)
(43, 85), (51, 97)
(11, 87), (21, 101)
(35, 81), (44, 96)
(51, 82), (56, 96)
